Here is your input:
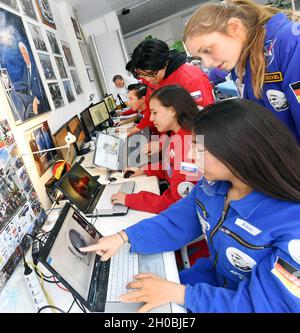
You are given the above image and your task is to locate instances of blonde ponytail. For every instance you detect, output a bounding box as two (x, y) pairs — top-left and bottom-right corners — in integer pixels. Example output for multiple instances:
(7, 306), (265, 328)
(184, 0), (299, 99)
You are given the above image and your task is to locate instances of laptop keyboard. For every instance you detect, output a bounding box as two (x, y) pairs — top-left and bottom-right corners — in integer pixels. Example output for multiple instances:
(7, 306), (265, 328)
(106, 243), (138, 302)
(96, 182), (134, 210)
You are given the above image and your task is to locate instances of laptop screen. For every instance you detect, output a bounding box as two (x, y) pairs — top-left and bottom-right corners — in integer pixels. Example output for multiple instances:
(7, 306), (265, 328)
(94, 133), (121, 170)
(56, 163), (100, 212)
(43, 204), (100, 301)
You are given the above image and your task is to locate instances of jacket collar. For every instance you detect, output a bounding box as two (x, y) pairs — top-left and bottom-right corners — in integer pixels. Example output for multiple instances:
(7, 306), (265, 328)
(265, 13), (290, 41)
(204, 180), (268, 219)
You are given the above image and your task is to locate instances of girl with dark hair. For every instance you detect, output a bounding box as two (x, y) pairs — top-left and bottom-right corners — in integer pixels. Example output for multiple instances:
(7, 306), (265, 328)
(183, 0), (300, 142)
(111, 85), (201, 214)
(82, 98), (300, 313)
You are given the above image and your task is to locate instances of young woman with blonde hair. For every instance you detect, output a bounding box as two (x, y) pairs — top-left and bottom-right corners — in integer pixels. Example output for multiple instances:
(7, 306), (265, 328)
(183, 0), (300, 142)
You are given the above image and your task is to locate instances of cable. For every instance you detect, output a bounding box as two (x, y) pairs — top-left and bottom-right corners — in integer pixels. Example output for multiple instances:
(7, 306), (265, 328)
(52, 277), (70, 292)
(74, 298), (86, 313)
(66, 299), (76, 313)
(37, 305), (65, 313)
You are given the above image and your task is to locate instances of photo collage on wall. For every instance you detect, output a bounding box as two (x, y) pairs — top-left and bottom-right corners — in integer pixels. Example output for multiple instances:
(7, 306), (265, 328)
(0, 114), (46, 293)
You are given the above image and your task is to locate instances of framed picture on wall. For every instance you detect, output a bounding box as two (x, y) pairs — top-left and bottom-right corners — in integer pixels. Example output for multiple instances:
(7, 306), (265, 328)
(54, 56), (68, 79)
(0, 0), (19, 11)
(48, 82), (64, 108)
(28, 23), (47, 51)
(25, 121), (57, 177)
(71, 17), (82, 40)
(87, 68), (94, 82)
(35, 0), (56, 29)
(46, 31), (60, 54)
(63, 80), (75, 103)
(38, 53), (56, 80)
(0, 8), (50, 125)
(20, 0), (37, 20)
(70, 69), (83, 95)
(79, 42), (89, 66)
(61, 40), (75, 67)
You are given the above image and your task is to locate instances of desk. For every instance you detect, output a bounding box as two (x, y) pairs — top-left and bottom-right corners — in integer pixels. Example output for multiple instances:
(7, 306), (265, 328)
(1, 169), (185, 313)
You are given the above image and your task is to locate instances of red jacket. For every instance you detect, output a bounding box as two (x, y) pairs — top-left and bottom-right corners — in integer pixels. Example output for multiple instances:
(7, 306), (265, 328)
(120, 107), (137, 116)
(147, 63), (214, 107)
(136, 64), (214, 132)
(125, 128), (201, 213)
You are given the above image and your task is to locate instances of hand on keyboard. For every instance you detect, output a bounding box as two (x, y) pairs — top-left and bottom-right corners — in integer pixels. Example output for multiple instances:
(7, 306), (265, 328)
(79, 232), (127, 261)
(111, 191), (127, 206)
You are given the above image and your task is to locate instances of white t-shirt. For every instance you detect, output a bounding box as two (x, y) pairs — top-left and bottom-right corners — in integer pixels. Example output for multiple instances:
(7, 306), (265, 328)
(113, 75), (138, 105)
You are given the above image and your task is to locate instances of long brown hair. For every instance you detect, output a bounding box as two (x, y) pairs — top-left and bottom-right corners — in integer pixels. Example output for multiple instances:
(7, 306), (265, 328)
(183, 0), (298, 99)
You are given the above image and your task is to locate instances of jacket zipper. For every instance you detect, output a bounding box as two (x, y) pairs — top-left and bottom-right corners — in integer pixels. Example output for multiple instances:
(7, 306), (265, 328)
(219, 226), (272, 250)
(195, 199), (209, 218)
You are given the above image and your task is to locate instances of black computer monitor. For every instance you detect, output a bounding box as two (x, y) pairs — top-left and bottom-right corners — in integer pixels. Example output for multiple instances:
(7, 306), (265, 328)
(104, 94), (117, 114)
(53, 125), (76, 164)
(66, 115), (90, 156)
(80, 108), (95, 139)
(89, 101), (110, 128)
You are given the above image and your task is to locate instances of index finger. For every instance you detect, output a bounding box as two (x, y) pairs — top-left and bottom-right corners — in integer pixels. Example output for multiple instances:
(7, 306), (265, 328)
(79, 244), (101, 253)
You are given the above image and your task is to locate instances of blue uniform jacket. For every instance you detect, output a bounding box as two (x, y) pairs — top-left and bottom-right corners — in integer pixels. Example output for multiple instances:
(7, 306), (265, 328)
(125, 178), (300, 312)
(232, 13), (300, 142)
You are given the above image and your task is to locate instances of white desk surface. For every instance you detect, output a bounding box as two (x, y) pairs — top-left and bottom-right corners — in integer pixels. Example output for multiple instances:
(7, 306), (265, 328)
(1, 151), (185, 313)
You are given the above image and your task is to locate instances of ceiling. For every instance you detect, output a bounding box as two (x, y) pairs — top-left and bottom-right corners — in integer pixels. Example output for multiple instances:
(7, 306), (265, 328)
(54, 0), (207, 34)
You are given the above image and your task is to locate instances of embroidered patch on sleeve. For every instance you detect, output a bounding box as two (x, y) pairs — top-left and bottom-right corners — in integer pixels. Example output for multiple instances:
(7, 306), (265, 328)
(190, 90), (202, 102)
(264, 72), (283, 83)
(289, 81), (300, 103)
(271, 257), (300, 298)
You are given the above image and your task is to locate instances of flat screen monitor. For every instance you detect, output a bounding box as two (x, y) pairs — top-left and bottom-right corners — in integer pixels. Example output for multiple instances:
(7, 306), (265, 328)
(89, 101), (110, 127)
(53, 125), (76, 164)
(66, 115), (86, 152)
(104, 94), (116, 113)
(80, 108), (95, 136)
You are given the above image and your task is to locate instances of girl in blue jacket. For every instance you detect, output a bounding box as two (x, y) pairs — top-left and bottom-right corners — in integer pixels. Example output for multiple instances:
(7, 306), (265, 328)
(81, 98), (300, 313)
(183, 0), (300, 143)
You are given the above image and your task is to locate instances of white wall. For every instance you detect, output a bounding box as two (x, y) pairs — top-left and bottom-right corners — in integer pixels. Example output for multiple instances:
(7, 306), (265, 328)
(0, 0), (99, 210)
(83, 11), (130, 95)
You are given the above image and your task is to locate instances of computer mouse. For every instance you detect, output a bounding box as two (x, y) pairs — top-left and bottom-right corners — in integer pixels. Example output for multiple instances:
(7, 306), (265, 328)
(124, 170), (134, 179)
(108, 177), (117, 183)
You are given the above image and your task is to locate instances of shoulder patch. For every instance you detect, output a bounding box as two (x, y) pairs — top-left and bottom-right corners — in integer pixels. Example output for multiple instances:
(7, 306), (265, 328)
(271, 257), (300, 298)
(289, 81), (300, 103)
(288, 240), (300, 264)
(177, 182), (195, 198)
(266, 89), (289, 112)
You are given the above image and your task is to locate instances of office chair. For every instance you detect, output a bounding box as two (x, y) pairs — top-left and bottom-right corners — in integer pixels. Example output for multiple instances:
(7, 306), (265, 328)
(180, 235), (206, 269)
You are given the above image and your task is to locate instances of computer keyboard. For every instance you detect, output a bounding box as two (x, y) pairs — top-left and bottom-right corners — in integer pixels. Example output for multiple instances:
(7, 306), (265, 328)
(106, 243), (139, 302)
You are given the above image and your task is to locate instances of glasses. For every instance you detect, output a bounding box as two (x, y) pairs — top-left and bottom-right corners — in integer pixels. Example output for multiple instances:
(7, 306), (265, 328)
(135, 70), (160, 78)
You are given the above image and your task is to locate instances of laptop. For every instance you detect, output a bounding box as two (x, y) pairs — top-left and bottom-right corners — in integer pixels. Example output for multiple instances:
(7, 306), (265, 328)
(94, 127), (150, 170)
(55, 161), (135, 217)
(38, 202), (172, 313)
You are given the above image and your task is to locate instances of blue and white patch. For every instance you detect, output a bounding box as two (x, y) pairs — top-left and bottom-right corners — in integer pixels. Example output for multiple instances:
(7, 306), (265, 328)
(226, 247), (257, 272)
(235, 218), (261, 236)
(177, 181), (195, 198)
(264, 39), (277, 66)
(266, 89), (289, 112)
(180, 162), (198, 173)
(190, 90), (202, 101)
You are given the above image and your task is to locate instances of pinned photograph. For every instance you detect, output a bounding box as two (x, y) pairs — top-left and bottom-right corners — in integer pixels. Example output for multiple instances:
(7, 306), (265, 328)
(70, 69), (82, 95)
(25, 121), (57, 177)
(0, 8), (50, 124)
(0, 0), (19, 11)
(38, 53), (56, 80)
(28, 23), (47, 51)
(46, 31), (60, 54)
(48, 82), (64, 108)
(61, 40), (75, 67)
(20, 0), (37, 20)
(35, 0), (56, 29)
(63, 80), (75, 103)
(55, 56), (68, 79)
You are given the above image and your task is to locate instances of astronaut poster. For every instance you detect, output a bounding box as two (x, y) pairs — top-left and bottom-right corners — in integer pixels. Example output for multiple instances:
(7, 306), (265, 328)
(0, 7), (50, 125)
(0, 115), (46, 293)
